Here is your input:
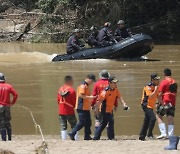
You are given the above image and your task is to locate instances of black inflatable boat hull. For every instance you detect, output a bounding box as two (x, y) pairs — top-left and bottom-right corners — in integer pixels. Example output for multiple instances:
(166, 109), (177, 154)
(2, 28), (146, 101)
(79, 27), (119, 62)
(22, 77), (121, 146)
(52, 34), (154, 62)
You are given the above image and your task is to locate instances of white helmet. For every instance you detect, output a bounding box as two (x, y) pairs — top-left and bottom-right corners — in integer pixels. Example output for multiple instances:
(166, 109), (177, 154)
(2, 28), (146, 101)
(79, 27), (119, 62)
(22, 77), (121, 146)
(0, 73), (5, 82)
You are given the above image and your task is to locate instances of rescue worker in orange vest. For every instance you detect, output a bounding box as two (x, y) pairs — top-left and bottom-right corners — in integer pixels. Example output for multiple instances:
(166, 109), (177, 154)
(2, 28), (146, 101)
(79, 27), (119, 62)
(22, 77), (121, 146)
(93, 77), (128, 140)
(92, 70), (118, 138)
(156, 68), (178, 139)
(57, 76), (77, 140)
(68, 74), (97, 140)
(0, 73), (18, 141)
(139, 73), (160, 141)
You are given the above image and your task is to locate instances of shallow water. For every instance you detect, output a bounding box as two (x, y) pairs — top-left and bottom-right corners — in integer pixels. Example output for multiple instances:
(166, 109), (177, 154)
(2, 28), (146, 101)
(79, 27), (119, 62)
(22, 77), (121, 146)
(0, 43), (180, 136)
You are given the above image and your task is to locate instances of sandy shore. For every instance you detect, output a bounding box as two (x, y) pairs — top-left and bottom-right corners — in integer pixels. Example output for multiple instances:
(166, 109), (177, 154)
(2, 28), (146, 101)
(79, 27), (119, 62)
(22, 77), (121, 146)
(0, 135), (179, 154)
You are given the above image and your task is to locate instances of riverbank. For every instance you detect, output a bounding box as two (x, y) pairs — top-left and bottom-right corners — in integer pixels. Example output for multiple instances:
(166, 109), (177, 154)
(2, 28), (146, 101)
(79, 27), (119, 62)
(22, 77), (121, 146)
(0, 135), (178, 154)
(0, 1), (180, 43)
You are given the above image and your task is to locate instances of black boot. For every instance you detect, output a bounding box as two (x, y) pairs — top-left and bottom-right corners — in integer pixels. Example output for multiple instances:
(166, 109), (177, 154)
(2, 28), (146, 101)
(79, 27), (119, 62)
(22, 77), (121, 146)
(7, 128), (12, 141)
(1, 130), (7, 141)
(68, 132), (75, 140)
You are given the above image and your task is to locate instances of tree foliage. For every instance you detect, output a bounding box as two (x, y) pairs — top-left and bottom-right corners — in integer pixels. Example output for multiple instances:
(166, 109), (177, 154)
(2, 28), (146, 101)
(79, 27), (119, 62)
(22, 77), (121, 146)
(1, 0), (180, 43)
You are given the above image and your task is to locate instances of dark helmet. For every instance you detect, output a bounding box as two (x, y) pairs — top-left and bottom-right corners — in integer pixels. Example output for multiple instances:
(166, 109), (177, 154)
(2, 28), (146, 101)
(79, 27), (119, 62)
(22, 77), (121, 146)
(104, 22), (111, 27)
(99, 70), (110, 79)
(117, 20), (125, 25)
(0, 73), (5, 82)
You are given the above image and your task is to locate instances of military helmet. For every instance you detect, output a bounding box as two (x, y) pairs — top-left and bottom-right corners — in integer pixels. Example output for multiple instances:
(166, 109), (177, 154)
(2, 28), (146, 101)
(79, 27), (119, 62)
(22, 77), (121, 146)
(0, 73), (5, 82)
(117, 20), (125, 25)
(99, 70), (110, 79)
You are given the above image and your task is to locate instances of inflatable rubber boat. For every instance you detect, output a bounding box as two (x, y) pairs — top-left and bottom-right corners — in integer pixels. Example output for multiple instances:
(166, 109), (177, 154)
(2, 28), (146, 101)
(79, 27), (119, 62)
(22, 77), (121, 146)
(52, 33), (154, 62)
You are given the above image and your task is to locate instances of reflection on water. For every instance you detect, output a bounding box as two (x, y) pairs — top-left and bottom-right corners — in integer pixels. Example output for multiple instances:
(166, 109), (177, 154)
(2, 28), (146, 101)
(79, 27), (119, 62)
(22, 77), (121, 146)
(0, 43), (180, 135)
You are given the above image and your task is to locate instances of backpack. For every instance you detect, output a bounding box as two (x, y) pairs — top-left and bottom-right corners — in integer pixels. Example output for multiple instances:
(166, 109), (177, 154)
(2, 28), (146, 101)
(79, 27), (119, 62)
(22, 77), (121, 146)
(169, 82), (177, 93)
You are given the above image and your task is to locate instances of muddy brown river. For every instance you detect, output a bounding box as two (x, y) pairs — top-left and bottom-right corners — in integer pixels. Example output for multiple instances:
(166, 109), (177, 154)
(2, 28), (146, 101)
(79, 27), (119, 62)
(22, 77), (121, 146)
(0, 43), (179, 136)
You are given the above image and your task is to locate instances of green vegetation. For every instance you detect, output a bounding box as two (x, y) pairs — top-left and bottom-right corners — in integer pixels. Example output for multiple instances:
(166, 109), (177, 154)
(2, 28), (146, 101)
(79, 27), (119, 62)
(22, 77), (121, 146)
(0, 0), (180, 43)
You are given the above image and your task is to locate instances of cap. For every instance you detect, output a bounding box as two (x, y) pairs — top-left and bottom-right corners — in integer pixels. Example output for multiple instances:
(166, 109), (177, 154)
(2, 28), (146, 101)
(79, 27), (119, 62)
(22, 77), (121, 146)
(87, 74), (96, 82)
(108, 77), (118, 83)
(151, 73), (160, 80)
(117, 20), (125, 25)
(99, 70), (110, 79)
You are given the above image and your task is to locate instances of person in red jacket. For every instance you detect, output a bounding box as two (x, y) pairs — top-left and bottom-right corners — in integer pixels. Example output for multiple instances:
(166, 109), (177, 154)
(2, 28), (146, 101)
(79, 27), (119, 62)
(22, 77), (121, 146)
(156, 68), (178, 139)
(0, 73), (18, 141)
(92, 70), (118, 139)
(57, 75), (77, 140)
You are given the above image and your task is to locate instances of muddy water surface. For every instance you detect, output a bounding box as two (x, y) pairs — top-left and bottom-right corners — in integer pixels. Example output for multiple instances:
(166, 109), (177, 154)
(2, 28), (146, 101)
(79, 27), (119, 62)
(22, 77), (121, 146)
(0, 43), (180, 136)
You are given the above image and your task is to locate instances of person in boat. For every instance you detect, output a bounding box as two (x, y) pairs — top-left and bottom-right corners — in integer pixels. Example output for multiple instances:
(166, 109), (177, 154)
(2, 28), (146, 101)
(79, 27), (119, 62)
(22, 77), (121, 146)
(87, 26), (100, 47)
(97, 22), (116, 47)
(66, 29), (85, 54)
(114, 20), (132, 42)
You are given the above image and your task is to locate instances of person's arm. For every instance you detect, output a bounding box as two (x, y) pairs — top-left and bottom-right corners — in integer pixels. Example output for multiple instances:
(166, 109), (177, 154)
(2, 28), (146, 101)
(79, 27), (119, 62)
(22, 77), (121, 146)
(79, 94), (96, 100)
(113, 98), (118, 112)
(91, 84), (98, 107)
(71, 90), (76, 108)
(158, 80), (165, 105)
(57, 92), (60, 104)
(116, 89), (127, 107)
(10, 86), (18, 105)
(94, 90), (106, 108)
(148, 86), (159, 98)
(107, 30), (117, 43)
(118, 96), (127, 107)
(71, 38), (81, 50)
(127, 29), (132, 37)
(94, 99), (102, 115)
(114, 29), (121, 40)
(114, 98), (118, 107)
(158, 91), (163, 105)
(78, 84), (97, 100)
